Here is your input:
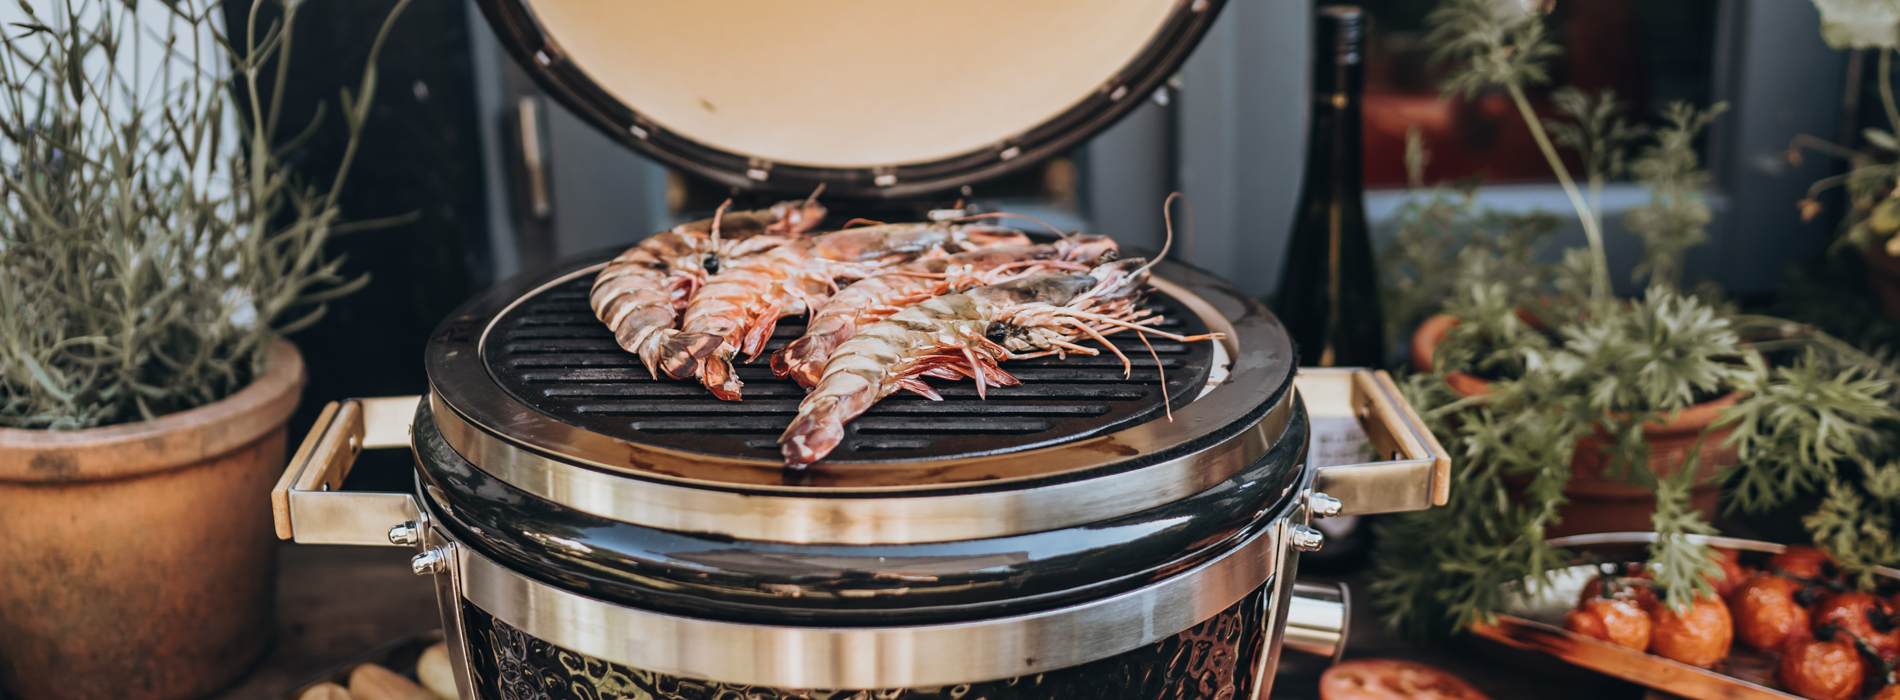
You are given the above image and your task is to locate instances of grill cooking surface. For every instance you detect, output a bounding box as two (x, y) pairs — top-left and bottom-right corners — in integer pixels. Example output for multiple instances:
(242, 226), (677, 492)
(484, 275), (1216, 463)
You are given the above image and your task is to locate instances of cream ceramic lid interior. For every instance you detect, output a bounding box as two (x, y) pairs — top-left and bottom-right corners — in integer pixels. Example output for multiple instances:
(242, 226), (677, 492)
(524, 0), (1182, 168)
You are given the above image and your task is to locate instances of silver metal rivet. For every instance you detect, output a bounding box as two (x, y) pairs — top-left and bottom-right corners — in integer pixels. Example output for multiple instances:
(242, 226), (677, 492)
(1307, 492), (1344, 519)
(874, 173), (897, 187)
(1289, 525), (1326, 552)
(628, 124), (649, 140)
(412, 548), (449, 575)
(388, 520), (422, 546)
(999, 146), (1021, 160)
(534, 51), (551, 65)
(1109, 85), (1129, 101)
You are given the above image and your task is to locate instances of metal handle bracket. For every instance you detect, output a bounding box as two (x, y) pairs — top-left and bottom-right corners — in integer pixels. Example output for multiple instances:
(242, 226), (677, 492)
(1298, 368), (1451, 515)
(270, 395), (423, 545)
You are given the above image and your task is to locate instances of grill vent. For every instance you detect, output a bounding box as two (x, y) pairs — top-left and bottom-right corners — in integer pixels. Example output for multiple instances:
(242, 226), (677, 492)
(484, 278), (1216, 463)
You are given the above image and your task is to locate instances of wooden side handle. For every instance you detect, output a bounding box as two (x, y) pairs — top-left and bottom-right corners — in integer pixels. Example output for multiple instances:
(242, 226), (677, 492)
(271, 400), (366, 540)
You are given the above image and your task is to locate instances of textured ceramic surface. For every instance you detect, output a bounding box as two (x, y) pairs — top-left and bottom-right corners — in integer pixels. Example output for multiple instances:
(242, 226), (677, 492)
(461, 585), (1271, 700)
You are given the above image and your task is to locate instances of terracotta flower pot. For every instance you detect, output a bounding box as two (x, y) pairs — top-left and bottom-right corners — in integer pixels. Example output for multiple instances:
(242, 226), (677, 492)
(1862, 245), (1900, 320)
(1410, 315), (1737, 537)
(0, 341), (304, 700)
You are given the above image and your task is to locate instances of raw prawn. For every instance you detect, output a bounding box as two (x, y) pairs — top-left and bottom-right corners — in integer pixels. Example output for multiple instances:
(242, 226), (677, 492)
(590, 197), (827, 374)
(778, 257), (1222, 469)
(657, 222), (1032, 399)
(771, 235), (1122, 388)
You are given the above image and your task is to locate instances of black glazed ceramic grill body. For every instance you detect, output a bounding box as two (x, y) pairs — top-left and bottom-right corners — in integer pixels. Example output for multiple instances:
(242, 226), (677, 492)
(403, 246), (1313, 698)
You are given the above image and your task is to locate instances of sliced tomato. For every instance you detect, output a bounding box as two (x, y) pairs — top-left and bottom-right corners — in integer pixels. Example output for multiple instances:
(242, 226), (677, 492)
(1320, 659), (1494, 700)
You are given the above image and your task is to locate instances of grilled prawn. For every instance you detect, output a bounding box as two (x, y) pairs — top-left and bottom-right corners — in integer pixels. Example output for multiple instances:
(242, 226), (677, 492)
(777, 258), (1221, 469)
(771, 236), (1122, 388)
(657, 222), (1032, 400)
(591, 198), (827, 374)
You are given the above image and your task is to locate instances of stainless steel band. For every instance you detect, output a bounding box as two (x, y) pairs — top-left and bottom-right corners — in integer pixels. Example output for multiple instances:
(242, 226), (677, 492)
(429, 387), (1292, 545)
(449, 510), (1289, 689)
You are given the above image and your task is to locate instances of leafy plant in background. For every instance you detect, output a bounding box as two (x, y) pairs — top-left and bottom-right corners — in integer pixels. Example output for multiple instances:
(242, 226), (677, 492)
(1371, 0), (1900, 638)
(1793, 0), (1900, 254)
(0, 0), (411, 429)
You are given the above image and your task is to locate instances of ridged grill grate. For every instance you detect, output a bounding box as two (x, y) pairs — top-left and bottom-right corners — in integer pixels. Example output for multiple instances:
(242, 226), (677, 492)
(484, 276), (1216, 463)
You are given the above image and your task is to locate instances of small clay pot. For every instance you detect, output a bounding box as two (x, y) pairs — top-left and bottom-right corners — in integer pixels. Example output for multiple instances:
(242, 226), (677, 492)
(0, 341), (304, 700)
(1410, 315), (1737, 537)
(1862, 245), (1900, 320)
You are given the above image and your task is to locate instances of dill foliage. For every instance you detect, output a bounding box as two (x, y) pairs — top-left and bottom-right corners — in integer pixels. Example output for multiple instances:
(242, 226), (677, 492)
(0, 0), (409, 429)
(1371, 0), (1900, 636)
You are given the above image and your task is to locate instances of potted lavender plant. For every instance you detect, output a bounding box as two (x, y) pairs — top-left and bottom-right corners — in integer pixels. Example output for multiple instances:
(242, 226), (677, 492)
(0, 1), (407, 698)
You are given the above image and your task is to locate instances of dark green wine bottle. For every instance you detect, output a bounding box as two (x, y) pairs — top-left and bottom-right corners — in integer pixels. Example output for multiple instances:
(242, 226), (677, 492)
(1275, 5), (1385, 368)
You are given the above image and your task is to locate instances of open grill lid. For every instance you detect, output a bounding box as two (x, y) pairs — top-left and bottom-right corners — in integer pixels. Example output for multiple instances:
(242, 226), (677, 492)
(473, 0), (1227, 198)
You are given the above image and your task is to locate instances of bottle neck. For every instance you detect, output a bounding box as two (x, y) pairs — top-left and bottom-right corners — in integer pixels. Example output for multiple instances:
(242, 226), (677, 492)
(1309, 6), (1365, 190)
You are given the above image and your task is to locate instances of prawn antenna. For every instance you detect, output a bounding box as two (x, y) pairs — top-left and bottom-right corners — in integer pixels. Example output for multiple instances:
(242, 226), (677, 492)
(802, 183), (827, 208)
(1134, 192), (1187, 279)
(710, 199), (733, 248)
(954, 211), (1072, 241)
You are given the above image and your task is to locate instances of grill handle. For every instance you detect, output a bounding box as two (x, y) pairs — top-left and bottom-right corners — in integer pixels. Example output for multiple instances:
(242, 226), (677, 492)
(1300, 368), (1451, 515)
(269, 396), (423, 545)
(1283, 580), (1350, 663)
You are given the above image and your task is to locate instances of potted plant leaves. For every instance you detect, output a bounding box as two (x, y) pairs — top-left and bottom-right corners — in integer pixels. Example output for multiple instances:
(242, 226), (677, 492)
(0, 1), (408, 698)
(1372, 0), (1900, 639)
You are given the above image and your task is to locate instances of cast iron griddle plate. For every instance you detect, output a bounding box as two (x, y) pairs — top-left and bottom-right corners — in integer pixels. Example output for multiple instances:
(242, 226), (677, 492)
(483, 275), (1215, 464)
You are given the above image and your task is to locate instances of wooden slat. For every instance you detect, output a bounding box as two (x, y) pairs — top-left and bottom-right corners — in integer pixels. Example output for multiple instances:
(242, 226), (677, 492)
(291, 400), (365, 495)
(271, 401), (341, 540)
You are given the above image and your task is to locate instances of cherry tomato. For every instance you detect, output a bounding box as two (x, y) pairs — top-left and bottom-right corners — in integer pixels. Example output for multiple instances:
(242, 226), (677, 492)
(1319, 659), (1493, 700)
(1564, 598), (1652, 651)
(1646, 593), (1734, 668)
(1729, 574), (1813, 653)
(1774, 546), (1840, 582)
(1779, 634), (1865, 700)
(1810, 591), (1900, 660)
(1706, 547), (1747, 598)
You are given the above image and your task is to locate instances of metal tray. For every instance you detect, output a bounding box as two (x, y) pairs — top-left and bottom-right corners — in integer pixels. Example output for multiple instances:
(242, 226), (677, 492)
(1470, 532), (1900, 700)
(271, 631), (446, 700)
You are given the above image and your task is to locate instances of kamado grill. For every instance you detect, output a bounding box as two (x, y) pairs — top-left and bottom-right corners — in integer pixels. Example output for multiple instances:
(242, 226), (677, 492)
(268, 2), (1451, 698)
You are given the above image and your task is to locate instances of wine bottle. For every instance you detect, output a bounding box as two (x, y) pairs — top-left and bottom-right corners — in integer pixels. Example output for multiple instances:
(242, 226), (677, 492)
(1274, 5), (1386, 368)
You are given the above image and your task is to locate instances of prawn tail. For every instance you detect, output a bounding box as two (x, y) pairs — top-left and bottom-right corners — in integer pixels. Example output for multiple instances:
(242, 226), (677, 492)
(701, 354), (745, 401)
(658, 332), (725, 381)
(739, 302), (788, 362)
(779, 396), (847, 469)
(771, 334), (840, 389)
(633, 328), (677, 380)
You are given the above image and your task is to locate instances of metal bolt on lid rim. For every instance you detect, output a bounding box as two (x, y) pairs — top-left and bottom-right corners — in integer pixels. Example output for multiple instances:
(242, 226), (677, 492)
(1288, 525), (1326, 552)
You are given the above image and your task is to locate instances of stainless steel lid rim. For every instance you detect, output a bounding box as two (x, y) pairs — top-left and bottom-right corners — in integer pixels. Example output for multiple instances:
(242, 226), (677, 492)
(429, 387), (1292, 545)
(470, 0), (1228, 198)
(450, 501), (1293, 689)
(415, 397), (1308, 624)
